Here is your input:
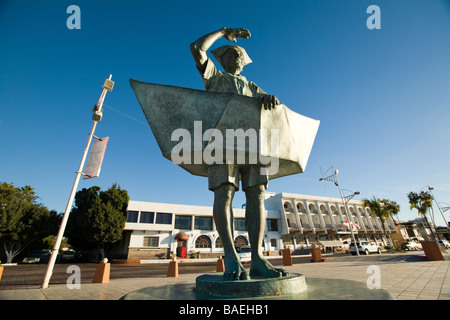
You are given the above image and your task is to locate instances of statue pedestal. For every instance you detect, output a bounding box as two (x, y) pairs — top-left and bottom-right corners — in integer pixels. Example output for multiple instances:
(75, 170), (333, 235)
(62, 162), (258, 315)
(195, 273), (306, 298)
(121, 275), (394, 300)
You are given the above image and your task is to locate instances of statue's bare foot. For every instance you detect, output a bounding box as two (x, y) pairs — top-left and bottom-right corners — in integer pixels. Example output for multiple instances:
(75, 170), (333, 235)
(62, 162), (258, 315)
(250, 256), (289, 278)
(223, 258), (249, 281)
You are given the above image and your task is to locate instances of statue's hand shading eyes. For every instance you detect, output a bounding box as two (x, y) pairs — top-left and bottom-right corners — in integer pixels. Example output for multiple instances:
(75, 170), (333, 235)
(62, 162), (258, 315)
(222, 27), (251, 43)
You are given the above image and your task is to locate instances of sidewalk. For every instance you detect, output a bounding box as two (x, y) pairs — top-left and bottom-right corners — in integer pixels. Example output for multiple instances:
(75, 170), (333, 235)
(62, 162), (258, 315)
(0, 252), (448, 300)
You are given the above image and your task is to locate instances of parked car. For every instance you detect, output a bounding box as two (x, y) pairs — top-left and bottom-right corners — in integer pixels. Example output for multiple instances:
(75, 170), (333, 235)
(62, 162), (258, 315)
(236, 246), (252, 259)
(21, 250), (47, 264)
(401, 241), (422, 251)
(38, 251), (52, 264)
(342, 241), (350, 253)
(349, 241), (381, 255)
(222, 246), (252, 261)
(438, 240), (450, 249)
(61, 250), (77, 262)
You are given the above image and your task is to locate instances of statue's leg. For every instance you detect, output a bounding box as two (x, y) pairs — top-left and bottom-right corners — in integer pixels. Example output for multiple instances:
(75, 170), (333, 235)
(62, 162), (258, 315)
(245, 184), (289, 278)
(213, 183), (249, 280)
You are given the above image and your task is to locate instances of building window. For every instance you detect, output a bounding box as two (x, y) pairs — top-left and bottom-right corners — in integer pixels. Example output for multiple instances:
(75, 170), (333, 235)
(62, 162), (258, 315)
(270, 239), (277, 247)
(195, 235), (212, 248)
(309, 204), (318, 214)
(234, 218), (247, 231)
(143, 236), (159, 247)
(283, 201), (294, 212)
(175, 215), (192, 230)
(234, 235), (248, 248)
(282, 235), (293, 245)
(330, 206), (339, 215)
(155, 212), (172, 224)
(126, 211), (138, 223)
(139, 211), (154, 224)
(194, 217), (212, 230)
(297, 202), (306, 213)
(215, 237), (223, 248)
(266, 219), (278, 231)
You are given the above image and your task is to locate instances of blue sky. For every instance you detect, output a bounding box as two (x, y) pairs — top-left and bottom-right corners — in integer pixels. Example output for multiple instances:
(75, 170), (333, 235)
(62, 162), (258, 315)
(1, 0), (449, 226)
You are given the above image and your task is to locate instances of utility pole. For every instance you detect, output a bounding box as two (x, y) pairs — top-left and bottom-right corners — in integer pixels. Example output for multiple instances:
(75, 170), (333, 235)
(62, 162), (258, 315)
(42, 75), (114, 289)
(320, 166), (360, 256)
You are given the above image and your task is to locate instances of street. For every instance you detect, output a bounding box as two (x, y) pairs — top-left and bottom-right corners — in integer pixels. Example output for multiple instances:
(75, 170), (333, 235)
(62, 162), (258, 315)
(0, 252), (428, 291)
(0, 255), (318, 290)
(1, 252), (449, 301)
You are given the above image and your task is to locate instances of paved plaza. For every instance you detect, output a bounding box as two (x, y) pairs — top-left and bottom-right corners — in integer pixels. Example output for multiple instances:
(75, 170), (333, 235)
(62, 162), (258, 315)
(0, 252), (448, 300)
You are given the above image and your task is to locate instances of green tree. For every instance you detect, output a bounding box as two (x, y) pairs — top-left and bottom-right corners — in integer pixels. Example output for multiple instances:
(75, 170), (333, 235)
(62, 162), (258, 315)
(362, 196), (400, 249)
(66, 184), (129, 260)
(383, 199), (401, 221)
(407, 191), (436, 240)
(0, 182), (58, 263)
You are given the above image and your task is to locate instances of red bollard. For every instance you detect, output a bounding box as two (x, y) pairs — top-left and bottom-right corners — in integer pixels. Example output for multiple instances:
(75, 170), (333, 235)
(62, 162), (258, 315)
(167, 260), (179, 277)
(92, 258), (110, 283)
(216, 257), (225, 272)
(282, 249), (293, 266)
(310, 248), (324, 262)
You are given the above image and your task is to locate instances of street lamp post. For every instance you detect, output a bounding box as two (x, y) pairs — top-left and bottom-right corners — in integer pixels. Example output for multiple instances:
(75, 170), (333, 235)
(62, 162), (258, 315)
(41, 75), (114, 289)
(320, 166), (360, 256)
(441, 205), (450, 228)
(427, 186), (450, 230)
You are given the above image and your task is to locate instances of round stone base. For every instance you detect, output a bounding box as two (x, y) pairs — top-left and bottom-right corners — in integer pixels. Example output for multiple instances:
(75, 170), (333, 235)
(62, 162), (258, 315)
(121, 277), (394, 300)
(195, 273), (306, 297)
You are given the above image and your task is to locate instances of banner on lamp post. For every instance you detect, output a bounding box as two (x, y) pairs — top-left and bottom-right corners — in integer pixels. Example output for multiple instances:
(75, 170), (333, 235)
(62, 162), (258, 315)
(83, 137), (109, 179)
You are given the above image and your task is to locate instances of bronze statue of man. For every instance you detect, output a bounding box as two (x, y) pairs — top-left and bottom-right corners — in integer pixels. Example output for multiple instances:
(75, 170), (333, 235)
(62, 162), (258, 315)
(190, 27), (288, 280)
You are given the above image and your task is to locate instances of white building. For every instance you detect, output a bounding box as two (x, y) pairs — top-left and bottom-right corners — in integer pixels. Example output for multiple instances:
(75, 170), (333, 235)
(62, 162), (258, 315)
(114, 192), (397, 261)
(265, 192), (396, 249)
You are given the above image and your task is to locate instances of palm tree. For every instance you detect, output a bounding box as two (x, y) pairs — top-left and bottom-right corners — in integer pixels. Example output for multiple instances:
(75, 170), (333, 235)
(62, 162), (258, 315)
(407, 191), (436, 240)
(382, 199), (400, 222)
(362, 196), (400, 250)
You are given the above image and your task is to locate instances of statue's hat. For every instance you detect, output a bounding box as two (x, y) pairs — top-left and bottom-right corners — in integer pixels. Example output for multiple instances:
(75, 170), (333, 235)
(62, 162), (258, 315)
(211, 45), (252, 67)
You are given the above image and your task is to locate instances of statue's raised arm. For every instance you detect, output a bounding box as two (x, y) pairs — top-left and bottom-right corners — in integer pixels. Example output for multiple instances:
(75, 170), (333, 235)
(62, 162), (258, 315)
(190, 27), (251, 73)
(190, 28), (279, 110)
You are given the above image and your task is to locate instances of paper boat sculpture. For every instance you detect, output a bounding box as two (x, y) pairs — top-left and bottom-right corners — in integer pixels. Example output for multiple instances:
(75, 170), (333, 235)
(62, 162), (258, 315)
(130, 79), (319, 180)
